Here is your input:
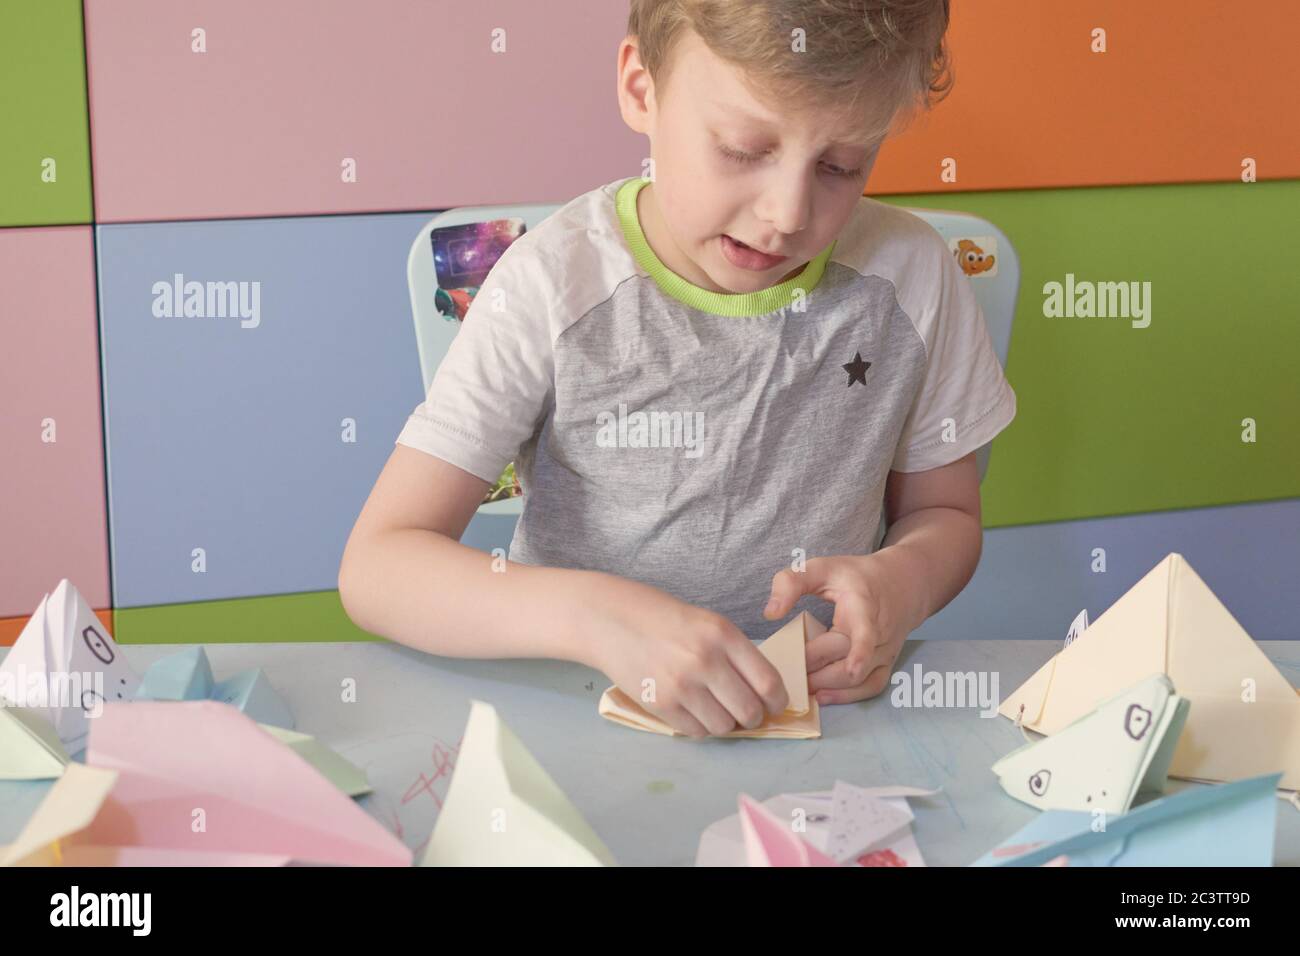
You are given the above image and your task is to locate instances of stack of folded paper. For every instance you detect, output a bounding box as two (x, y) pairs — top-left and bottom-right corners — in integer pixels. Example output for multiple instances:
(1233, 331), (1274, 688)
(598, 611), (824, 738)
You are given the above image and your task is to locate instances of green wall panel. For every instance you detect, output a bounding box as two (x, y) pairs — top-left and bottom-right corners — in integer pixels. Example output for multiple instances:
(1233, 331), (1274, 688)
(0, 0), (93, 226)
(113, 591), (384, 645)
(884, 180), (1299, 527)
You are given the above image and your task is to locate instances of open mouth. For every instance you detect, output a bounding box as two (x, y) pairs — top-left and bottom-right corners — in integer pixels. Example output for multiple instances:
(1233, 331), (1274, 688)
(721, 234), (789, 271)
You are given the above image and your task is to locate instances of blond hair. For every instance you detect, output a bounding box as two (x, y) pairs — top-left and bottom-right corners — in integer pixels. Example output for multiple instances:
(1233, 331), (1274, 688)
(627, 0), (953, 141)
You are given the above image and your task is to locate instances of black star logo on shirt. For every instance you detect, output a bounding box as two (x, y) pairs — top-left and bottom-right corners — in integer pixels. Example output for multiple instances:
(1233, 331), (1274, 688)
(842, 351), (872, 387)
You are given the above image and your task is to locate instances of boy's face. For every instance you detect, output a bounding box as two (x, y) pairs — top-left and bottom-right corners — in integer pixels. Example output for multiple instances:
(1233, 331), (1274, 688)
(619, 30), (887, 295)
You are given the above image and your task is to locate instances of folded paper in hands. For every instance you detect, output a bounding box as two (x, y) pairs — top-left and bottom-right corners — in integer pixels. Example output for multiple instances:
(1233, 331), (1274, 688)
(598, 611), (825, 738)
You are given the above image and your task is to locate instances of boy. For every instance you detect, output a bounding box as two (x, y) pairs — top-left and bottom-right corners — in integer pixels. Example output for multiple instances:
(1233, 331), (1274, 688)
(339, 0), (1015, 738)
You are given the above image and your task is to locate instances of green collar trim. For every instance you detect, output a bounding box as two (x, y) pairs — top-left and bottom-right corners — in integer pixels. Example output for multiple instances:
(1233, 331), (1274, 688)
(615, 177), (836, 318)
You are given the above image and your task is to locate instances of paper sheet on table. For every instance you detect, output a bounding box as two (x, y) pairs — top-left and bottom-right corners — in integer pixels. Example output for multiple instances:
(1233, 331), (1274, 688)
(598, 612), (825, 738)
(696, 784), (932, 867)
(999, 553), (1300, 789)
(974, 773), (1280, 867)
(0, 762), (290, 867)
(422, 700), (615, 866)
(0, 706), (69, 780)
(994, 674), (1190, 814)
(0, 581), (140, 753)
(82, 700), (409, 866)
(136, 646), (294, 730)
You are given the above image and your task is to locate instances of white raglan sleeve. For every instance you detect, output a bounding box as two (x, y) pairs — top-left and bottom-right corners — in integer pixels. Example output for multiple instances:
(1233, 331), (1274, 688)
(891, 230), (1017, 473)
(395, 239), (555, 483)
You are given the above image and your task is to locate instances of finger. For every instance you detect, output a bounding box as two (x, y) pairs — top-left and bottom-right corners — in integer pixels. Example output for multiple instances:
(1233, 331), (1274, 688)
(808, 640), (896, 690)
(763, 557), (836, 620)
(681, 685), (739, 737)
(814, 664), (892, 705)
(832, 594), (883, 685)
(707, 659), (770, 730)
(658, 705), (710, 739)
(725, 637), (789, 716)
(804, 629), (851, 673)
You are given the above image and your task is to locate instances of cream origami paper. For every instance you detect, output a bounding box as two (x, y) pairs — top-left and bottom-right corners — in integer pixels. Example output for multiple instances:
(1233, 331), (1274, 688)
(422, 700), (615, 867)
(0, 580), (140, 754)
(999, 553), (1300, 789)
(993, 674), (1190, 814)
(0, 706), (69, 780)
(598, 611), (825, 738)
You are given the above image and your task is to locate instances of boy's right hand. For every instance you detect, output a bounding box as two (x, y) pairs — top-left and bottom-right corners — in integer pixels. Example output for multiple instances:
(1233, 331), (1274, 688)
(583, 575), (789, 737)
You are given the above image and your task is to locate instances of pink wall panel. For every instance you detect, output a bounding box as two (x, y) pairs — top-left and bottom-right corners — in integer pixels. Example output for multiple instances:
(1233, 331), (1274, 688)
(0, 226), (111, 616)
(84, 0), (645, 222)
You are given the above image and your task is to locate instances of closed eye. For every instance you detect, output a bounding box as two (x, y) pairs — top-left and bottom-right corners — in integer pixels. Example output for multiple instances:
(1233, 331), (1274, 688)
(717, 145), (861, 178)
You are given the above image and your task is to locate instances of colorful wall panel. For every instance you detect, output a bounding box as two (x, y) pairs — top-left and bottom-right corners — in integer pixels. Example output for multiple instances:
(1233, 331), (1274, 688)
(0, 227), (110, 628)
(0, 0), (93, 226)
(885, 179), (1300, 527)
(98, 212), (431, 609)
(83, 0), (644, 223)
(914, 499), (1300, 643)
(876, 0), (1300, 191)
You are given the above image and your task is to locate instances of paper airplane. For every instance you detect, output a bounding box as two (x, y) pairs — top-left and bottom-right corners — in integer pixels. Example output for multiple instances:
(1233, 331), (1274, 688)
(598, 612), (824, 738)
(974, 773), (1280, 866)
(739, 793), (837, 866)
(999, 553), (1300, 789)
(81, 700), (409, 865)
(135, 646), (293, 729)
(0, 707), (69, 780)
(0, 762), (289, 867)
(993, 674), (1190, 814)
(697, 784), (936, 867)
(0, 581), (140, 753)
(422, 700), (615, 866)
(259, 724), (371, 797)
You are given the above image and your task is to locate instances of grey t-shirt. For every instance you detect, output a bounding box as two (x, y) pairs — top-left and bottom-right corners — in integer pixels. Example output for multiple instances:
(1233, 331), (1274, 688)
(397, 176), (1016, 640)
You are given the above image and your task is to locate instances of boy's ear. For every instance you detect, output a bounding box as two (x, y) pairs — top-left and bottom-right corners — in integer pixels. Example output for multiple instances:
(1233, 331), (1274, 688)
(616, 36), (654, 135)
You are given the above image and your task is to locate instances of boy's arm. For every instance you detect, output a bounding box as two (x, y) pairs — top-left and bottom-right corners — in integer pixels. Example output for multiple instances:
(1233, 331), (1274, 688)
(875, 450), (984, 631)
(339, 445), (789, 734)
(339, 445), (604, 665)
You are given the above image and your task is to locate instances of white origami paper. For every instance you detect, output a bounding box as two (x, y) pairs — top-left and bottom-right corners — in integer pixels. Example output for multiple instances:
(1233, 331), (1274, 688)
(421, 700), (615, 866)
(999, 553), (1300, 789)
(697, 783), (937, 867)
(0, 580), (140, 754)
(993, 674), (1190, 814)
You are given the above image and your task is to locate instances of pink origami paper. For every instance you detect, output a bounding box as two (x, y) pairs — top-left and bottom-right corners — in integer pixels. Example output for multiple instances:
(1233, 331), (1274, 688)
(84, 701), (410, 866)
(738, 793), (838, 867)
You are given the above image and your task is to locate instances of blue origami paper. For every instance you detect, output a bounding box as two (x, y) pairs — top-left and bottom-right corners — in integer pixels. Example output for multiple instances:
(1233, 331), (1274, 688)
(974, 773), (1280, 866)
(134, 647), (293, 730)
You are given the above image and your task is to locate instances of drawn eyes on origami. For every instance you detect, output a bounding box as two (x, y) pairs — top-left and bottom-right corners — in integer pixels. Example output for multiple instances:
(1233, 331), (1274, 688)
(1125, 703), (1153, 740)
(82, 625), (116, 665)
(1029, 770), (1051, 796)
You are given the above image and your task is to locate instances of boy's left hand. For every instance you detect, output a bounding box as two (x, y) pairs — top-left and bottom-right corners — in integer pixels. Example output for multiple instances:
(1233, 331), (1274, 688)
(763, 552), (925, 705)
